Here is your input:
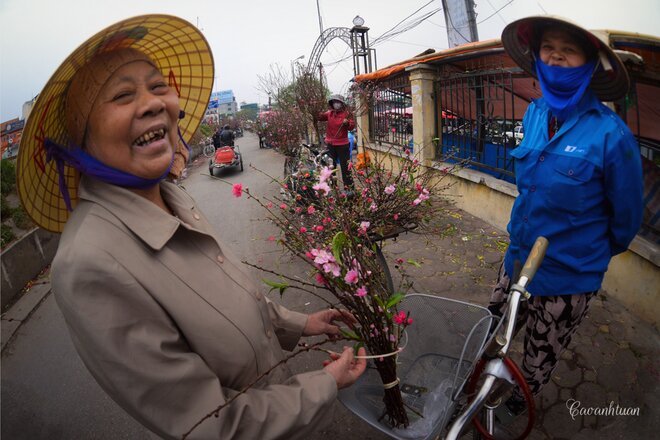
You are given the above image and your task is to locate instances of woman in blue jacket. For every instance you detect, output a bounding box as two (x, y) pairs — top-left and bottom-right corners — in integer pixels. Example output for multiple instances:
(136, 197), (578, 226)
(493, 16), (643, 416)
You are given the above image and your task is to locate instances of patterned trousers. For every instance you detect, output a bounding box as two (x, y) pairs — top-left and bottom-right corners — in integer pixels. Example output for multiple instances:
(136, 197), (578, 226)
(488, 264), (596, 396)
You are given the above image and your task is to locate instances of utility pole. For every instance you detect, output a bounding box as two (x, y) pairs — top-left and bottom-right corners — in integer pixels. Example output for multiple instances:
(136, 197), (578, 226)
(316, 0), (324, 34)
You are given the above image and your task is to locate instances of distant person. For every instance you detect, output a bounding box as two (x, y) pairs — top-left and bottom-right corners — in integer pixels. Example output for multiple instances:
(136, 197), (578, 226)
(15, 14), (366, 439)
(219, 124), (235, 147)
(316, 94), (355, 189)
(212, 127), (222, 149)
(491, 16), (643, 418)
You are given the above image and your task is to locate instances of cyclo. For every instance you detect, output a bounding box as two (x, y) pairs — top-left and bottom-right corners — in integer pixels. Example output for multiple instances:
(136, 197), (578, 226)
(339, 237), (548, 440)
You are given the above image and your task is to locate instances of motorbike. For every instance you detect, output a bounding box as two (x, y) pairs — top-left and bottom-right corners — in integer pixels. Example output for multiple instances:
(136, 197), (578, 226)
(209, 144), (244, 176)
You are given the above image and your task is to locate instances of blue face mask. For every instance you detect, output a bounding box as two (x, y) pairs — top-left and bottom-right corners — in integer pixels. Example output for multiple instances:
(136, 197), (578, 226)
(45, 127), (190, 212)
(534, 57), (597, 121)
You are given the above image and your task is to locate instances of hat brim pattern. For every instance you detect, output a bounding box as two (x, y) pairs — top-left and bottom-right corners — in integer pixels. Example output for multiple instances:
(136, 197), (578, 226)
(501, 16), (630, 102)
(17, 15), (214, 233)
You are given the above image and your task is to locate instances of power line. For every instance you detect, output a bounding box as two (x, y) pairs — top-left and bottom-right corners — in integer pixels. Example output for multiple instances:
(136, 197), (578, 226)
(485, 0), (509, 25)
(477, 0), (515, 24)
(441, 0), (472, 44)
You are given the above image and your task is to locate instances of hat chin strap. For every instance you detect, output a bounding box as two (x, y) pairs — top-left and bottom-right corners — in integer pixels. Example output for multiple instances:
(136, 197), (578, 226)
(598, 50), (613, 72)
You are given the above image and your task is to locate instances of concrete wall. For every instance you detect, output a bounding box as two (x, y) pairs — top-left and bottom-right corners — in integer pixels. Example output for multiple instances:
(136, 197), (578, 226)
(1, 228), (59, 310)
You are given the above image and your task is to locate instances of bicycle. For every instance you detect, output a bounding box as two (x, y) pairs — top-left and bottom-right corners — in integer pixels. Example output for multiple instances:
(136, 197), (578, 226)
(282, 143), (333, 203)
(202, 139), (215, 158)
(338, 236), (548, 440)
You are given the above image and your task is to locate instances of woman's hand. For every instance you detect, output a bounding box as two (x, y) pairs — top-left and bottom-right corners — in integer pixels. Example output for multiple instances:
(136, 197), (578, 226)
(323, 346), (367, 389)
(303, 308), (356, 338)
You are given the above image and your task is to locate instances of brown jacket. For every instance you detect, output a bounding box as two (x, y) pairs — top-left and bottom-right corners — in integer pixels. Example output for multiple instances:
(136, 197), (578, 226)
(52, 177), (337, 439)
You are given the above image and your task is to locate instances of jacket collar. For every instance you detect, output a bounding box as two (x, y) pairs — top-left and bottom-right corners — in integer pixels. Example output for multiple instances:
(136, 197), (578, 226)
(78, 177), (197, 251)
(536, 89), (600, 138)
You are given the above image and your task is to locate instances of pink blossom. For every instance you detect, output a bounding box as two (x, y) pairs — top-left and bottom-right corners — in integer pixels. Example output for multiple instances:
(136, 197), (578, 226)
(232, 183), (243, 198)
(315, 272), (327, 285)
(384, 184), (396, 195)
(347, 162), (353, 170)
(370, 203), (378, 212)
(299, 227), (307, 233)
(267, 202), (273, 209)
(393, 213), (400, 220)
(314, 225), (324, 232)
(319, 166), (333, 183)
(295, 207), (303, 214)
(360, 221), (370, 230)
(305, 251), (313, 259)
(311, 249), (333, 265)
(323, 262), (341, 277)
(279, 203), (288, 209)
(389, 334), (397, 342)
(407, 318), (413, 325)
(344, 269), (359, 284)
(313, 181), (331, 195)
(355, 286), (368, 297)
(307, 205), (315, 215)
(393, 311), (408, 325)
(396, 258), (404, 265)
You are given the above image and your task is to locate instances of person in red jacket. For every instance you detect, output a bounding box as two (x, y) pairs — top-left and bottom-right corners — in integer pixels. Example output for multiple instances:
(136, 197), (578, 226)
(318, 94), (355, 189)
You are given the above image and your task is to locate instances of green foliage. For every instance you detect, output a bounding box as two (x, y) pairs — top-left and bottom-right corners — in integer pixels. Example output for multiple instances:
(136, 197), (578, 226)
(262, 279), (290, 297)
(1, 224), (15, 247)
(1, 159), (16, 196)
(199, 122), (213, 138)
(1, 194), (11, 219)
(11, 205), (33, 229)
(331, 231), (347, 265)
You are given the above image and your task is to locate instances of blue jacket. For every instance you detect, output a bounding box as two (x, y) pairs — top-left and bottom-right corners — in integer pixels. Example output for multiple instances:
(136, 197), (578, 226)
(505, 90), (643, 296)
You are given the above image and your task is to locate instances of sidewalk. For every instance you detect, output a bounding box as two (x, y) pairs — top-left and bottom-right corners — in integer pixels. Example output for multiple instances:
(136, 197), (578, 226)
(377, 201), (659, 439)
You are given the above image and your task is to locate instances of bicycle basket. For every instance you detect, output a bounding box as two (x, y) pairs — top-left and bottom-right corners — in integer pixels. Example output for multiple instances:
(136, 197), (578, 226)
(339, 294), (492, 440)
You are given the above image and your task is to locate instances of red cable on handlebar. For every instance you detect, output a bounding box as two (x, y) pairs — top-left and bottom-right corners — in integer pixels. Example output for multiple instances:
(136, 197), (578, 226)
(466, 358), (535, 440)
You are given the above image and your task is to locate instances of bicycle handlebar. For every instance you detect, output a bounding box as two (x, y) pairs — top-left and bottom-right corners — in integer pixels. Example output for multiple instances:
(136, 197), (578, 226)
(518, 236), (548, 287)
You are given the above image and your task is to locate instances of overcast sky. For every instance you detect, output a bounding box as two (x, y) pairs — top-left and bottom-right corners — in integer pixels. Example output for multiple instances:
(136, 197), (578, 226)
(1, 0), (658, 121)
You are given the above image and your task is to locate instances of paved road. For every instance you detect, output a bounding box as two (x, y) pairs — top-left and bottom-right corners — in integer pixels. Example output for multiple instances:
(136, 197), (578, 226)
(2, 132), (658, 439)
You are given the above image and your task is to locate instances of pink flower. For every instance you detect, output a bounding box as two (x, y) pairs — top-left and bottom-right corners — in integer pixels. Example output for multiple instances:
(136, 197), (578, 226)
(267, 202), (273, 209)
(295, 207), (303, 214)
(307, 205), (315, 215)
(314, 225), (324, 232)
(344, 269), (359, 284)
(360, 221), (370, 230)
(279, 203), (288, 209)
(393, 213), (399, 221)
(323, 262), (341, 277)
(347, 162), (353, 170)
(393, 311), (407, 325)
(313, 181), (331, 195)
(355, 286), (367, 297)
(232, 183), (243, 198)
(311, 248), (333, 264)
(407, 318), (413, 325)
(370, 203), (378, 212)
(300, 227), (307, 233)
(319, 166), (333, 183)
(396, 258), (404, 265)
(384, 184), (396, 195)
(315, 272), (327, 285)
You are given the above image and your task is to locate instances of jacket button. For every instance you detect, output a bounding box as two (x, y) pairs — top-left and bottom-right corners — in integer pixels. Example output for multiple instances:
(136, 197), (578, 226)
(539, 155), (545, 162)
(523, 216), (528, 223)
(266, 329), (272, 338)
(193, 213), (200, 220)
(568, 169), (574, 175)
(530, 185), (536, 192)
(216, 255), (224, 263)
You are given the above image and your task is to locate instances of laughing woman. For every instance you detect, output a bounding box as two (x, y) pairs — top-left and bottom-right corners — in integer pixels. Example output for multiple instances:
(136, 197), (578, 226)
(16, 15), (365, 439)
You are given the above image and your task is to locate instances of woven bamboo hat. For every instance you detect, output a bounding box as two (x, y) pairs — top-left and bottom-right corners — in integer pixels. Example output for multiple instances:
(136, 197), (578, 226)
(501, 15), (630, 102)
(17, 14), (214, 233)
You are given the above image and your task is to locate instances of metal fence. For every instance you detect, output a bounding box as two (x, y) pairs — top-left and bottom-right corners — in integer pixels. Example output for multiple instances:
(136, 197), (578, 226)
(369, 73), (413, 151)
(435, 67), (524, 183)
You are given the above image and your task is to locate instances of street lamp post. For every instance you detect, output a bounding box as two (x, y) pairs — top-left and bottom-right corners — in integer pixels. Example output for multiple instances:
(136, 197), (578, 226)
(290, 55), (305, 81)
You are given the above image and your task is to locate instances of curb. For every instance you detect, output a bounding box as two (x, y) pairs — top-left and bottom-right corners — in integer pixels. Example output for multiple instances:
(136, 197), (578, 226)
(1, 280), (52, 353)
